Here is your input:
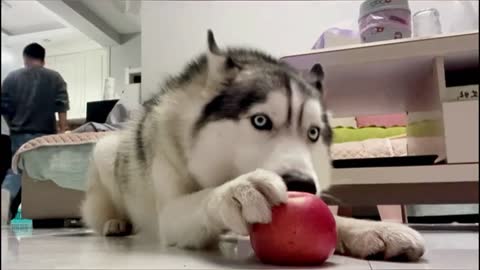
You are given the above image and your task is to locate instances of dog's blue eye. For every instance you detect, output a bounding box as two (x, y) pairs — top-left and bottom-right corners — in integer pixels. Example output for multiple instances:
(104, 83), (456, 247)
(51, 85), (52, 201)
(251, 114), (273, 131)
(308, 126), (320, 142)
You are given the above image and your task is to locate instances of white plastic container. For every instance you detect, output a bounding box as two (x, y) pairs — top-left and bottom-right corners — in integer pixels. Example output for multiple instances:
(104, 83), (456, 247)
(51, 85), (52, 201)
(359, 0), (412, 43)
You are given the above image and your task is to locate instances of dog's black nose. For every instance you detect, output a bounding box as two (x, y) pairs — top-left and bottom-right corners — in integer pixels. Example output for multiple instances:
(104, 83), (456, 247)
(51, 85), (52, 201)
(281, 171), (317, 194)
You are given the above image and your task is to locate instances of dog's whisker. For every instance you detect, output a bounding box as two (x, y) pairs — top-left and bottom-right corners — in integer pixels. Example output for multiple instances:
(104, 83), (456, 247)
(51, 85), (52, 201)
(320, 192), (343, 206)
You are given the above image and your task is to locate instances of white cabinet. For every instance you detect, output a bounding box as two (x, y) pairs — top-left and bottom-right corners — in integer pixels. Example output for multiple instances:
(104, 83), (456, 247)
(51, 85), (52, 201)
(46, 49), (109, 119)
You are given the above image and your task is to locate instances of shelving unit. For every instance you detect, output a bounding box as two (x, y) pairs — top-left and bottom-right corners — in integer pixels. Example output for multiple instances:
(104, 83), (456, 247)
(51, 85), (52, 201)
(281, 31), (479, 205)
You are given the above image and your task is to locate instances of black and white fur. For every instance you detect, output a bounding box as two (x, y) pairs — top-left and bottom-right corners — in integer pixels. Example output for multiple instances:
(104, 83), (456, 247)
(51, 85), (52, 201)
(81, 31), (425, 261)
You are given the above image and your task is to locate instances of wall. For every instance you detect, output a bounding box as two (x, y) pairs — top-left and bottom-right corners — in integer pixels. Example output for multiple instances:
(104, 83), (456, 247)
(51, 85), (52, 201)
(109, 33), (141, 97)
(44, 38), (102, 56)
(141, 1), (358, 100)
(1, 46), (23, 82)
(141, 1), (478, 101)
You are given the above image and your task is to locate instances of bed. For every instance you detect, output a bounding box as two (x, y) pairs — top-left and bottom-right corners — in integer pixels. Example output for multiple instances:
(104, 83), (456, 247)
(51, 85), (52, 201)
(13, 132), (107, 227)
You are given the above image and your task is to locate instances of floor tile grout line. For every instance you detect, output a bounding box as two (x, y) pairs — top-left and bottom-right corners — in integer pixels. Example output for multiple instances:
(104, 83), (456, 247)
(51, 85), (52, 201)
(368, 260), (374, 270)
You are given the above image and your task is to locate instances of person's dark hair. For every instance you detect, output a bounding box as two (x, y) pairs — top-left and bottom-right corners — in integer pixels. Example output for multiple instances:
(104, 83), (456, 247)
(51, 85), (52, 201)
(23, 43), (45, 61)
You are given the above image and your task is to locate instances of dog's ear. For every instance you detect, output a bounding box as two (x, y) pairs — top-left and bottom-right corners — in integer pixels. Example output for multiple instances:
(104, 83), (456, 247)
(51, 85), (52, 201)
(306, 63), (325, 94)
(207, 30), (221, 55)
(206, 30), (241, 86)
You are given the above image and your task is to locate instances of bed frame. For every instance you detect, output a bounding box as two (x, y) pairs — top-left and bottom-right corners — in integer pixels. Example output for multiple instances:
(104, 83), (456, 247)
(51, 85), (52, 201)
(21, 174), (84, 228)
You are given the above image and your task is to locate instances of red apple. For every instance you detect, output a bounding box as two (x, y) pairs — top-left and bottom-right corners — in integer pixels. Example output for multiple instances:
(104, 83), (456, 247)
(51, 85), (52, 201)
(249, 191), (337, 265)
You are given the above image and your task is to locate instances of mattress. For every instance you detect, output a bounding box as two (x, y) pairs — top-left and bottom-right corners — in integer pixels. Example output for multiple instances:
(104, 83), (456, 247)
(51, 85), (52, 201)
(14, 132), (109, 191)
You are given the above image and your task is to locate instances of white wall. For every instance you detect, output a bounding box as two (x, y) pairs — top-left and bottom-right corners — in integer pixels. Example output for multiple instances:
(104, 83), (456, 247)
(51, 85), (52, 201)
(141, 1), (358, 100)
(1, 46), (23, 82)
(45, 39), (102, 56)
(141, 1), (478, 101)
(109, 33), (141, 96)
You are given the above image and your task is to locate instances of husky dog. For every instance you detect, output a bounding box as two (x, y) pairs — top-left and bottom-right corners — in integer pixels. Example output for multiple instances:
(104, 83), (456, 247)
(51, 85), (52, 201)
(81, 31), (425, 261)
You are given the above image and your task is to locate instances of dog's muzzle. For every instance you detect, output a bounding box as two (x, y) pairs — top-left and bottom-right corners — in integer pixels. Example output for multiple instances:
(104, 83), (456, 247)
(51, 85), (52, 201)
(281, 171), (316, 194)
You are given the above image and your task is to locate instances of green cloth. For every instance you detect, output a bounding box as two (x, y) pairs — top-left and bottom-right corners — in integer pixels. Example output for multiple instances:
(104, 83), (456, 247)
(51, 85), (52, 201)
(333, 126), (406, 143)
(18, 144), (94, 191)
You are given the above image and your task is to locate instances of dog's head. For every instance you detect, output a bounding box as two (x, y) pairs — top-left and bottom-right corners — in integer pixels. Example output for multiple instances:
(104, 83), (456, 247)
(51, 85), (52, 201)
(186, 31), (332, 196)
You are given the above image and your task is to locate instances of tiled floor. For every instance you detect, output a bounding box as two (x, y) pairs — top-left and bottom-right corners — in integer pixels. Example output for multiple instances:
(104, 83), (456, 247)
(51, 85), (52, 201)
(1, 226), (478, 270)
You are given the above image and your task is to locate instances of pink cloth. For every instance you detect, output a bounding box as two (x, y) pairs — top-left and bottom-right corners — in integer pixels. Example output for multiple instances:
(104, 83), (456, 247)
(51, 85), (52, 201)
(356, 113), (407, 128)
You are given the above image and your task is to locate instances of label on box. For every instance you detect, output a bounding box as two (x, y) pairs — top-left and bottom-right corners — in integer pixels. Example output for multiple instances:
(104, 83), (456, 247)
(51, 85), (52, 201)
(445, 85), (479, 101)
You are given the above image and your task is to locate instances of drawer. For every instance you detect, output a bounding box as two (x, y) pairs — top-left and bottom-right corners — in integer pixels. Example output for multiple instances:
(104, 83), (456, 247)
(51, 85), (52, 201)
(442, 100), (479, 163)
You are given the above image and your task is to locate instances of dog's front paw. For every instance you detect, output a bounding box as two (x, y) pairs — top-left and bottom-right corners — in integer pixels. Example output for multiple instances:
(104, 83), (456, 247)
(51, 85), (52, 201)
(207, 169), (287, 235)
(103, 219), (133, 236)
(338, 221), (425, 261)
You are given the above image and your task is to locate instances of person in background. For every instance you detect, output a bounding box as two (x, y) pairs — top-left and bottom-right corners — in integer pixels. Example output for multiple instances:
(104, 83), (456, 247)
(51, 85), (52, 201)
(1, 43), (70, 221)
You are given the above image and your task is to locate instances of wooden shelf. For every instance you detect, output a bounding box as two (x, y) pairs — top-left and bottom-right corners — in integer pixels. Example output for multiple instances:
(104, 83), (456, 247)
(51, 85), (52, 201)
(281, 32), (479, 204)
(281, 31), (479, 117)
(332, 163), (478, 185)
(328, 164), (478, 205)
(281, 31), (478, 70)
(282, 31), (478, 163)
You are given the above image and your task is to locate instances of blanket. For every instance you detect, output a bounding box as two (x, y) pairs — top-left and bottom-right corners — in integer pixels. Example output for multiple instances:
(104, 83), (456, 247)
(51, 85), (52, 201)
(12, 132), (109, 174)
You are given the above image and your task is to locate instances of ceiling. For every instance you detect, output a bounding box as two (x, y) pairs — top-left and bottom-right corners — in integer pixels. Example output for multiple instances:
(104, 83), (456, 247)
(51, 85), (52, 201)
(1, 0), (65, 35)
(80, 0), (140, 34)
(1, 0), (141, 48)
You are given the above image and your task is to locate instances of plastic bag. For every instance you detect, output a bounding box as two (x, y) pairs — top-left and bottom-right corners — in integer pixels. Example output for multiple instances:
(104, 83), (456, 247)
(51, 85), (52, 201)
(312, 21), (360, 50)
(446, 1), (478, 33)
